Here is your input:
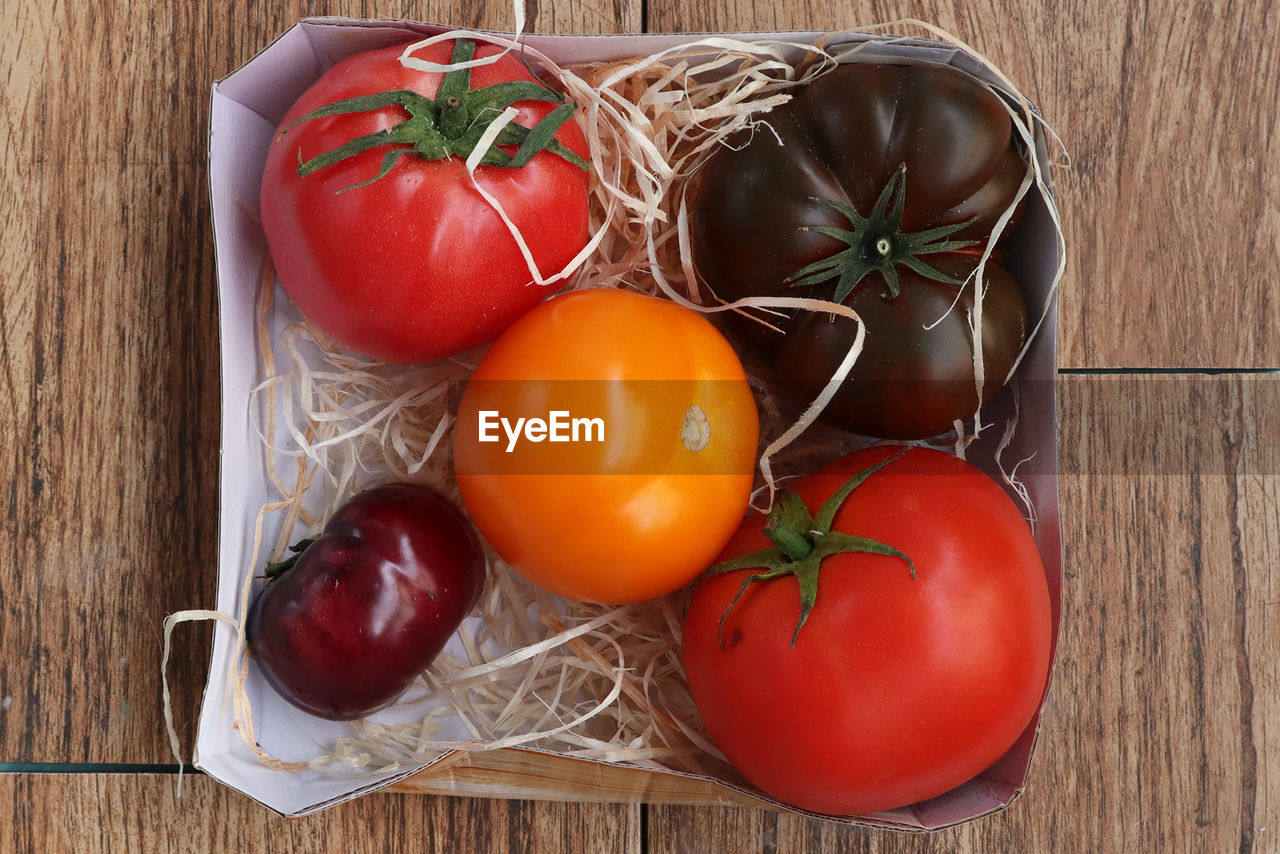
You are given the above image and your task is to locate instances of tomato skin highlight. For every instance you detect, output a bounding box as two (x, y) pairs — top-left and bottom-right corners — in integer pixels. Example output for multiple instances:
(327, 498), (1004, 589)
(259, 41), (591, 365)
(246, 483), (486, 721)
(453, 289), (760, 604)
(681, 446), (1052, 816)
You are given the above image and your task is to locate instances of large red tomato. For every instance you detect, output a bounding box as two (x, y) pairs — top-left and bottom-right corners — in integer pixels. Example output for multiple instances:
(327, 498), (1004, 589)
(260, 38), (591, 364)
(682, 445), (1053, 816)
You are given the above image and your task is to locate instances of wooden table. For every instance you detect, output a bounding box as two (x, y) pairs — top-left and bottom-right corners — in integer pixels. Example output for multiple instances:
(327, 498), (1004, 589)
(3, 0), (1276, 850)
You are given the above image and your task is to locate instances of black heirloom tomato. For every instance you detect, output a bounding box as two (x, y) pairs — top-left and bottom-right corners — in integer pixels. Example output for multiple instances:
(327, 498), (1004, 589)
(246, 483), (485, 721)
(691, 62), (1030, 440)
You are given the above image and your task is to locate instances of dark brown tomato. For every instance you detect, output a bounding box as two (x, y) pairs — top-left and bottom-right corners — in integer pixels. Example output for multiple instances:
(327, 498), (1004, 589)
(793, 63), (1027, 237)
(692, 62), (1029, 440)
(751, 255), (1025, 440)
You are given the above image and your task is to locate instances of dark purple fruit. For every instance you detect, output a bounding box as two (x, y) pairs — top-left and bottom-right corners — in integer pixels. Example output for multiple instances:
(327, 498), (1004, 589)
(246, 483), (485, 721)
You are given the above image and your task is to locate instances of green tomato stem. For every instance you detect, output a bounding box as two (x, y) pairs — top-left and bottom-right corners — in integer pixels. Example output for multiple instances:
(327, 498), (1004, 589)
(764, 524), (814, 562)
(699, 447), (915, 648)
(283, 38), (588, 191)
(264, 538), (315, 580)
(786, 166), (979, 302)
(437, 95), (469, 139)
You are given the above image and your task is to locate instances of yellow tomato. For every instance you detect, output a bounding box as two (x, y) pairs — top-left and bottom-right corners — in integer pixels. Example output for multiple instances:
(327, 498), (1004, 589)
(453, 288), (760, 604)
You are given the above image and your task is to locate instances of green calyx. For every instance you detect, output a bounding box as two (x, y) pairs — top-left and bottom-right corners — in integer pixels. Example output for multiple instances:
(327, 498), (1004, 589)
(263, 539), (315, 580)
(787, 165), (978, 302)
(281, 39), (588, 192)
(702, 448), (915, 648)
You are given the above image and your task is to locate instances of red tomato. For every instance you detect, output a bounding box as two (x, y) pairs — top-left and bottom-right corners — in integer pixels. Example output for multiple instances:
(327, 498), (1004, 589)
(260, 39), (591, 364)
(682, 445), (1052, 816)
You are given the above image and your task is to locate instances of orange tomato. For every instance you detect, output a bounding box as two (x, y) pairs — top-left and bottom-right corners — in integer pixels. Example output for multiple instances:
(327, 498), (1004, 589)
(453, 288), (760, 604)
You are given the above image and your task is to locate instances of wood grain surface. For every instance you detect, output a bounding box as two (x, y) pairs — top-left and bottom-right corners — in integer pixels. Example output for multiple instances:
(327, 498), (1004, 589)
(1, 0), (1277, 850)
(0, 774), (640, 854)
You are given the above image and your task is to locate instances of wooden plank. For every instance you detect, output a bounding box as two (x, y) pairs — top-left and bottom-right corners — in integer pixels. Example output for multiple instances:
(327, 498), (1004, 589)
(649, 375), (1279, 851)
(0, 0), (638, 764)
(0, 773), (640, 854)
(644, 0), (1280, 368)
(0, 0), (223, 764)
(391, 746), (781, 809)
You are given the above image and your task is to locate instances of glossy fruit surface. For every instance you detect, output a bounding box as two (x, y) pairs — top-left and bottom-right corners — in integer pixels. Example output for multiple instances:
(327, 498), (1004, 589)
(682, 446), (1053, 815)
(260, 39), (591, 364)
(247, 483), (485, 720)
(454, 288), (759, 604)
